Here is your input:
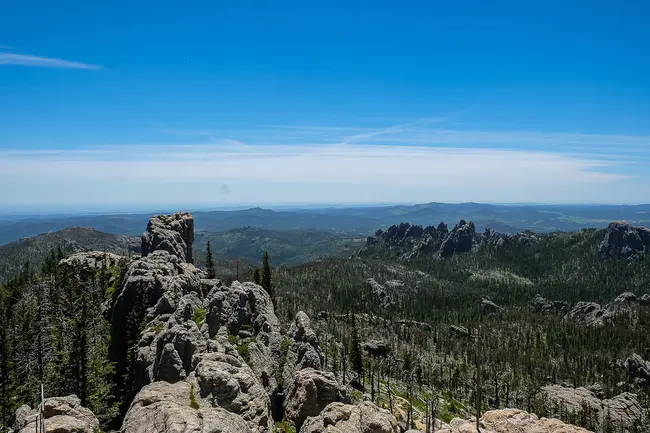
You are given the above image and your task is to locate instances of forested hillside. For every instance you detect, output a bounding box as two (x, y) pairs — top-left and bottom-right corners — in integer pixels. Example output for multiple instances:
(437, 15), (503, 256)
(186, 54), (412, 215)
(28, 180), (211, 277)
(2, 213), (650, 433)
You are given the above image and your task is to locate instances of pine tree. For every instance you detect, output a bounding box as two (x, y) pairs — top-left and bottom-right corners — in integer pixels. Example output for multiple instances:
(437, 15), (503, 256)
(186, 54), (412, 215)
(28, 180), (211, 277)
(253, 268), (261, 285)
(349, 313), (364, 380)
(261, 252), (274, 304)
(205, 241), (216, 279)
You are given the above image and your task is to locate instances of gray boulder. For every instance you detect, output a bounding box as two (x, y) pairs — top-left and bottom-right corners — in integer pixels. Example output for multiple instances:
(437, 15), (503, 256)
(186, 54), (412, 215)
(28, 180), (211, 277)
(301, 402), (400, 433)
(142, 212), (195, 263)
(366, 278), (394, 309)
(531, 294), (568, 313)
(121, 381), (251, 433)
(283, 312), (326, 390)
(284, 368), (343, 431)
(203, 280), (283, 395)
(14, 395), (99, 433)
(565, 301), (612, 327)
(614, 291), (638, 304)
(542, 384), (644, 430)
(640, 293), (650, 305)
(363, 340), (391, 358)
(624, 353), (650, 387)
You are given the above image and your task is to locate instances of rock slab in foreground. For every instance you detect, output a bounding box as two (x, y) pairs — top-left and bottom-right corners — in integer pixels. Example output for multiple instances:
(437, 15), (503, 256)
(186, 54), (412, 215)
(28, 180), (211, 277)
(301, 402), (400, 433)
(437, 408), (592, 433)
(14, 395), (100, 433)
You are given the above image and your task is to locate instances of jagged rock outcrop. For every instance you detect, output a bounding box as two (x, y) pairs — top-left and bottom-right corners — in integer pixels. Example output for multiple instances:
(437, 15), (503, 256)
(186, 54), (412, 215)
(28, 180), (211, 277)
(59, 251), (123, 275)
(111, 213), (287, 432)
(363, 339), (391, 358)
(436, 408), (591, 432)
(440, 220), (476, 257)
(282, 312), (346, 430)
(366, 278), (395, 309)
(201, 279), (283, 395)
(599, 221), (650, 259)
(565, 291), (648, 327)
(542, 384), (644, 430)
(565, 301), (612, 327)
(141, 212), (194, 263)
(530, 294), (568, 313)
(640, 293), (650, 305)
(109, 249), (204, 393)
(359, 219), (541, 261)
(624, 353), (650, 387)
(14, 396), (100, 433)
(301, 401), (400, 433)
(480, 297), (502, 313)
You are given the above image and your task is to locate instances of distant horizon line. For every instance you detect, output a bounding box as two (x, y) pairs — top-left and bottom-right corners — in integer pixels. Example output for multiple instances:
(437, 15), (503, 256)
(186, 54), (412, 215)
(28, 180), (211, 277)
(1, 200), (650, 219)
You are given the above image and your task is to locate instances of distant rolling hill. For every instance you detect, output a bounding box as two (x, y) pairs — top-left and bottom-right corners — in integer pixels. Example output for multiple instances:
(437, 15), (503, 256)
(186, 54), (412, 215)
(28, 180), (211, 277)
(1, 202), (649, 251)
(0, 227), (140, 282)
(193, 227), (365, 268)
(0, 226), (364, 282)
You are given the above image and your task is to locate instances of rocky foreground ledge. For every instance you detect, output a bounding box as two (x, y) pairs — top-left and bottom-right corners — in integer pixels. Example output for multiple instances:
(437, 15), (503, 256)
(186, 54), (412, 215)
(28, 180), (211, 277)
(13, 212), (594, 433)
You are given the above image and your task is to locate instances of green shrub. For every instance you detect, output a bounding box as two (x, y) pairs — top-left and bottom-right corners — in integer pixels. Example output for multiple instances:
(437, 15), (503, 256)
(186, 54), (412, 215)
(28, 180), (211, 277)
(274, 419), (296, 433)
(192, 308), (206, 326)
(190, 384), (199, 410)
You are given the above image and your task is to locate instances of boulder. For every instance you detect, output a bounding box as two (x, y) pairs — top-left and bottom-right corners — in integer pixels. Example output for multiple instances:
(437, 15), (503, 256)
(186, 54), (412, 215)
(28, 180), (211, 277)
(14, 395), (100, 433)
(481, 298), (502, 313)
(121, 381), (251, 433)
(284, 368), (343, 431)
(366, 278), (394, 309)
(542, 384), (644, 430)
(301, 402), (400, 433)
(141, 212), (194, 263)
(530, 294), (568, 313)
(613, 291), (638, 304)
(598, 221), (650, 259)
(363, 340), (391, 358)
(640, 293), (650, 306)
(436, 408), (591, 432)
(192, 352), (272, 431)
(565, 301), (611, 327)
(59, 251), (123, 276)
(203, 280), (283, 395)
(624, 353), (650, 387)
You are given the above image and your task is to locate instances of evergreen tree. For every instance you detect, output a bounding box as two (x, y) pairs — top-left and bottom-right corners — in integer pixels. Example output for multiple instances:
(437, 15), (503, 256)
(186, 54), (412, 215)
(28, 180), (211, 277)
(349, 313), (364, 380)
(205, 241), (216, 279)
(253, 268), (261, 285)
(261, 252), (274, 303)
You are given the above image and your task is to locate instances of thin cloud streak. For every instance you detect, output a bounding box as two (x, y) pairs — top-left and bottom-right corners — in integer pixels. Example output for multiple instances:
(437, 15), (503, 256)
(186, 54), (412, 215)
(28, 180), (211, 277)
(2, 142), (646, 206)
(0, 52), (103, 69)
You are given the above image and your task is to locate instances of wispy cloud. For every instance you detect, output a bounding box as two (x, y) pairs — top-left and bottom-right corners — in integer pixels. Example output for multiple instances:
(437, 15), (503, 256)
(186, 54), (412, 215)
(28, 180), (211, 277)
(0, 143), (644, 206)
(0, 52), (102, 70)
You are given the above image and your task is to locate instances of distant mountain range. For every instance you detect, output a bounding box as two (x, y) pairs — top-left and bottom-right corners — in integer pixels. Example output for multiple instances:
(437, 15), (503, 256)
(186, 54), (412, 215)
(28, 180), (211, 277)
(1, 202), (649, 247)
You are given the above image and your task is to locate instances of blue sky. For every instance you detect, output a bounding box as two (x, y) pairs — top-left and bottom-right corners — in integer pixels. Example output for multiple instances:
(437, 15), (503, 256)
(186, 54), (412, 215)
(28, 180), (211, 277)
(1, 1), (649, 212)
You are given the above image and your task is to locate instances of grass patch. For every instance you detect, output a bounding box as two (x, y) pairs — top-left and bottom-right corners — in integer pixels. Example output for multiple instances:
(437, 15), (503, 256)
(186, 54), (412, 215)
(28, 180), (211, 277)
(192, 308), (206, 326)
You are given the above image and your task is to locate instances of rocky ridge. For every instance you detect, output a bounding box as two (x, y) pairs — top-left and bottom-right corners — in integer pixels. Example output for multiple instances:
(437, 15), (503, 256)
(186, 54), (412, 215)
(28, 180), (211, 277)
(359, 219), (539, 260)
